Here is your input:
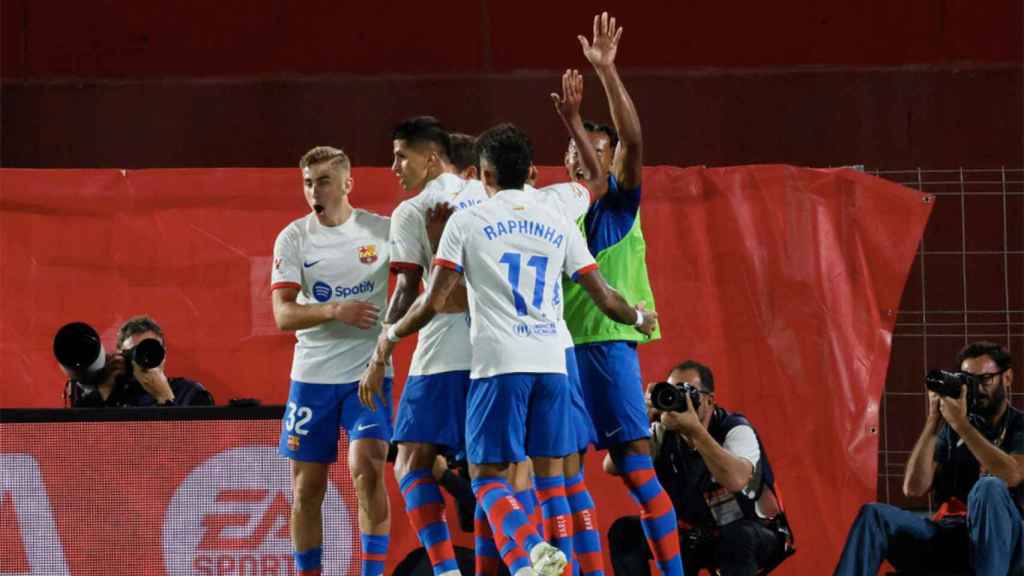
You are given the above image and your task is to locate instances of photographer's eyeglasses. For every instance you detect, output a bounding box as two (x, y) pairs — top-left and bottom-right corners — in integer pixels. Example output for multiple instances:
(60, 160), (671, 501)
(971, 369), (1008, 384)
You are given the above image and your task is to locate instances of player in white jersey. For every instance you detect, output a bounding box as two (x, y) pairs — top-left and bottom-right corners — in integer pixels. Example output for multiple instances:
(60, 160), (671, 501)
(370, 123), (657, 576)
(358, 117), (488, 576)
(271, 146), (392, 576)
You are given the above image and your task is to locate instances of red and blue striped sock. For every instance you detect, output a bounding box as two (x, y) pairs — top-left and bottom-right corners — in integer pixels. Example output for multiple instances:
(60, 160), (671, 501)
(294, 545), (322, 576)
(566, 471), (605, 576)
(619, 455), (683, 576)
(474, 501), (505, 576)
(472, 477), (545, 568)
(399, 469), (459, 575)
(360, 533), (388, 576)
(535, 475), (574, 574)
(514, 487), (545, 540)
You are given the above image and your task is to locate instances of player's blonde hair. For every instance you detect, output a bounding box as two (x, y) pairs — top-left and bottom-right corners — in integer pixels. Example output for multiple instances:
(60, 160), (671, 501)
(299, 146), (351, 173)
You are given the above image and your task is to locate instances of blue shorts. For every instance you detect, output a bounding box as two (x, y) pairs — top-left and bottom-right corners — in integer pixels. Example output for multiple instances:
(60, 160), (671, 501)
(392, 370), (471, 455)
(566, 348), (597, 452)
(575, 341), (650, 449)
(466, 372), (572, 465)
(278, 379), (393, 463)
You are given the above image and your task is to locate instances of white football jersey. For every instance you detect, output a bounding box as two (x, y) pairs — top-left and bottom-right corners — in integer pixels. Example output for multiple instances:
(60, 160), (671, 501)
(530, 181), (592, 224)
(389, 173), (488, 375)
(434, 187), (597, 378)
(271, 210), (391, 384)
(530, 181), (593, 350)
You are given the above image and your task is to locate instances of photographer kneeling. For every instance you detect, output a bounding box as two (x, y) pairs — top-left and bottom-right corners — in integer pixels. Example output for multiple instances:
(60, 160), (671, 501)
(835, 342), (1023, 575)
(605, 361), (793, 576)
(60, 315), (214, 407)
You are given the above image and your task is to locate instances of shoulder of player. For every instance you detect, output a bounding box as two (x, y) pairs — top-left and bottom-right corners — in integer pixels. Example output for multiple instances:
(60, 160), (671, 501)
(391, 198), (426, 221)
(275, 214), (313, 243)
(352, 208), (390, 233)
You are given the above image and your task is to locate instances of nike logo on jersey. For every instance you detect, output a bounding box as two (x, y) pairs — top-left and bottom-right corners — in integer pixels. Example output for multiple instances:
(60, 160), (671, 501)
(303, 259), (322, 268)
(356, 423), (379, 432)
(605, 426), (623, 438)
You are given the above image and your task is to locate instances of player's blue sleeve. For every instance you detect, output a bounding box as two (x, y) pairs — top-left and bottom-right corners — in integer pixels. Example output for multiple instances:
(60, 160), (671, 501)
(583, 174), (641, 254)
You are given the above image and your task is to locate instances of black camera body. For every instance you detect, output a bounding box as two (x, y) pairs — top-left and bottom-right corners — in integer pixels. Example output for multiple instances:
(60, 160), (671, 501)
(926, 369), (979, 411)
(651, 381), (702, 412)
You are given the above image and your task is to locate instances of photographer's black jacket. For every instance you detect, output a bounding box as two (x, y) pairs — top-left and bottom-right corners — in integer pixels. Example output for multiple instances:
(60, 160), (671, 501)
(67, 376), (214, 407)
(933, 405), (1024, 514)
(653, 407), (781, 528)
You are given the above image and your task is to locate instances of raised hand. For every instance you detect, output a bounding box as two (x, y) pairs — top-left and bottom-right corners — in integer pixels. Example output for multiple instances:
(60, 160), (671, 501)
(330, 300), (380, 329)
(578, 11), (623, 68)
(550, 68), (584, 122)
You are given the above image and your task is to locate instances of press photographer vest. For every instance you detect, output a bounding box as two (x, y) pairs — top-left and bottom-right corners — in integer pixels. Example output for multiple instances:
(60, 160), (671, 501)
(655, 407), (784, 529)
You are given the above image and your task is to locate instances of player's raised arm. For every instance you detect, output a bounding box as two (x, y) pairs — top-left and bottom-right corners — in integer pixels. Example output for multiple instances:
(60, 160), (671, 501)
(552, 68), (609, 199)
(580, 11), (643, 190)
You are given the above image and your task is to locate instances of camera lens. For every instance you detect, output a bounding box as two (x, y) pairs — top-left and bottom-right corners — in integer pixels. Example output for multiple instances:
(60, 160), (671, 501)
(131, 338), (165, 369)
(53, 322), (103, 370)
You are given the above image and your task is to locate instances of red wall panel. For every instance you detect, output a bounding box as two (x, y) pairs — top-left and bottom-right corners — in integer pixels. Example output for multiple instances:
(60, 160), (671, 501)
(3, 0), (1020, 79)
(3, 67), (1020, 170)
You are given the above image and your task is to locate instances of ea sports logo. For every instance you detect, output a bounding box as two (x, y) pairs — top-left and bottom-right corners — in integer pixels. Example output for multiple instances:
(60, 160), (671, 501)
(162, 447), (353, 575)
(312, 281), (333, 302)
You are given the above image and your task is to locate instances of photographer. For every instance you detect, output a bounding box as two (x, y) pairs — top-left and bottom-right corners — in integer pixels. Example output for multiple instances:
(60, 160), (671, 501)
(835, 342), (1023, 575)
(63, 316), (213, 407)
(605, 361), (793, 576)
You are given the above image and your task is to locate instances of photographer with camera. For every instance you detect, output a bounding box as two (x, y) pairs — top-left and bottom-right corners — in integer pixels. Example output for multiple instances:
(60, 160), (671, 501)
(604, 361), (793, 576)
(835, 341), (1022, 575)
(59, 316), (213, 407)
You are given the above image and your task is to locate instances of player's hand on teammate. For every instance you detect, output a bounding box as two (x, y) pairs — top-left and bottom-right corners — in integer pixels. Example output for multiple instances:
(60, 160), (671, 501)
(359, 334), (392, 411)
(329, 300), (380, 329)
(426, 202), (455, 252)
(550, 68), (584, 122)
(578, 11), (622, 69)
(634, 301), (658, 336)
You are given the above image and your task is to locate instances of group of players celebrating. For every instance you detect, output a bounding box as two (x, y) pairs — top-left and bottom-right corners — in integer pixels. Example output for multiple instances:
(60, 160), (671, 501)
(270, 13), (685, 576)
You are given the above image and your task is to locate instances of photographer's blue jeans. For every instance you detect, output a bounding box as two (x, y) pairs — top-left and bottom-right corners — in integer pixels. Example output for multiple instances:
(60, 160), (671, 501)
(833, 477), (1024, 576)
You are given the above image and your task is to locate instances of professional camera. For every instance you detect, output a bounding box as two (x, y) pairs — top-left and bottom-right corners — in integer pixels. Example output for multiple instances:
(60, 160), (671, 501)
(54, 322), (165, 381)
(53, 322), (107, 383)
(926, 369), (979, 409)
(650, 381), (702, 412)
(122, 337), (165, 370)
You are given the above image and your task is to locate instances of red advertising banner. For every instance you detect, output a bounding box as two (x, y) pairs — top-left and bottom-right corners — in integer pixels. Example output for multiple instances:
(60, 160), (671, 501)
(1, 413), (357, 575)
(0, 166), (932, 573)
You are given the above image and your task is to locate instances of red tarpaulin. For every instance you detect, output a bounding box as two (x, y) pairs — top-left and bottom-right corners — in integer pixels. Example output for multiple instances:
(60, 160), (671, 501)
(0, 166), (931, 574)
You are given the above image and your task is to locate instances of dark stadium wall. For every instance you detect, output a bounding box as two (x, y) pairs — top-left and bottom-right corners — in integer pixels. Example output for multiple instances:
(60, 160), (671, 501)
(2, 0), (1021, 169)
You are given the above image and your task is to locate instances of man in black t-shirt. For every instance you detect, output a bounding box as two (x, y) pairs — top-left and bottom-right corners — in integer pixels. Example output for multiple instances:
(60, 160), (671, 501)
(835, 342), (1023, 575)
(64, 315), (213, 407)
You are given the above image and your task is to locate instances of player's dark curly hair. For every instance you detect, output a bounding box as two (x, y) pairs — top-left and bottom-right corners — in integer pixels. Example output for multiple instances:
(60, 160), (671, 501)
(392, 116), (451, 161)
(583, 121), (619, 150)
(475, 123), (533, 190)
(671, 360), (715, 393)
